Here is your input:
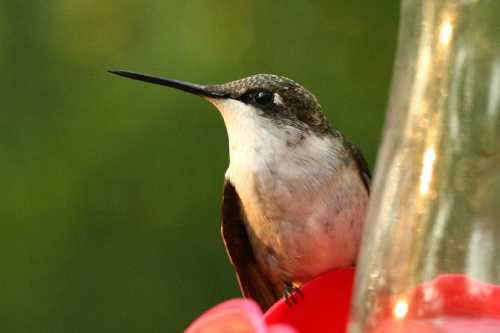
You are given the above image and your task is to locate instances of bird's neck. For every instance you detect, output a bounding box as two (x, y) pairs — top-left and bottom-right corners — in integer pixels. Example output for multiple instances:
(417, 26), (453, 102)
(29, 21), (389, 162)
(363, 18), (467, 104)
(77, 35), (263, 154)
(221, 104), (339, 190)
(209, 97), (344, 197)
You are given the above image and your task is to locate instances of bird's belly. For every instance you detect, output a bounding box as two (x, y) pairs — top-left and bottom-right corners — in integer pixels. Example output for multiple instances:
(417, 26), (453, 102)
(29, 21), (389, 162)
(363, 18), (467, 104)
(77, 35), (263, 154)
(246, 205), (360, 286)
(239, 169), (367, 286)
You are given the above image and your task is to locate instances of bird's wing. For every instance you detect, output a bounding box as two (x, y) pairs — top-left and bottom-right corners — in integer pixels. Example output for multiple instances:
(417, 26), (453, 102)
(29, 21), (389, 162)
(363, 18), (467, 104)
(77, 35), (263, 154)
(344, 139), (371, 193)
(221, 180), (279, 311)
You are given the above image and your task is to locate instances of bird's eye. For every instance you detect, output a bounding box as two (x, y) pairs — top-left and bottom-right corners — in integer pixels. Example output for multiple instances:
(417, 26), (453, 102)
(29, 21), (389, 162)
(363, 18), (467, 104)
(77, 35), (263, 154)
(254, 91), (274, 105)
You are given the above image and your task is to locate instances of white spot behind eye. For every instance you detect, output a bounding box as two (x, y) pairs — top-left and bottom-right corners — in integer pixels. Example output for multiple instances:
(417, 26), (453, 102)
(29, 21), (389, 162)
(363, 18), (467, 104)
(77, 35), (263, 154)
(274, 93), (284, 106)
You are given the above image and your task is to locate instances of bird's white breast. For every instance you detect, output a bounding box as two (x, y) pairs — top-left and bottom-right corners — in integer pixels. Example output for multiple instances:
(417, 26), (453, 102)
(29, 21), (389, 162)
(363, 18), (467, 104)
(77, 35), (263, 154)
(210, 98), (368, 285)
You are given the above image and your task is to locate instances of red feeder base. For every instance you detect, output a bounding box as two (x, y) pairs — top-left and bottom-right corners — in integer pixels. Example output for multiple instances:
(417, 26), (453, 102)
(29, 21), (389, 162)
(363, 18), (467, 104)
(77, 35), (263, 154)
(264, 269), (500, 333)
(264, 268), (355, 333)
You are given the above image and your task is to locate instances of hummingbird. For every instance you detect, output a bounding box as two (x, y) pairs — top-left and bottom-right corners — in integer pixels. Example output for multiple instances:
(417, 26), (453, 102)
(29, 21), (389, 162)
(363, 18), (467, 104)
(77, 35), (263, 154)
(109, 69), (371, 310)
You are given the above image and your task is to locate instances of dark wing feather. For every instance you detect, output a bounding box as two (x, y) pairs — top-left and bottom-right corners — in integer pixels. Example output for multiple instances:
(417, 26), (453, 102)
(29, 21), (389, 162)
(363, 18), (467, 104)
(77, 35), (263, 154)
(344, 139), (371, 193)
(221, 180), (279, 311)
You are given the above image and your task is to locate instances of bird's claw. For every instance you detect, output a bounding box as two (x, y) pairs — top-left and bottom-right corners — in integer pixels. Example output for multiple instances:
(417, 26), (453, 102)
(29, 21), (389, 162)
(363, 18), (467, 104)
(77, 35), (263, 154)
(284, 282), (304, 307)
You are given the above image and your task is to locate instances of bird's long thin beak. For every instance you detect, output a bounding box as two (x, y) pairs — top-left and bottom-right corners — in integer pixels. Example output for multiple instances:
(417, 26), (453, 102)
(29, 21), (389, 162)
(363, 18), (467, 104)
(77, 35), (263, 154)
(108, 69), (228, 98)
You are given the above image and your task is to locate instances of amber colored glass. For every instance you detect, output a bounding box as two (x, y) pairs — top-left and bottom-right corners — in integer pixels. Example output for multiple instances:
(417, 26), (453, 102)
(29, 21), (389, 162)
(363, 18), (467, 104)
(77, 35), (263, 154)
(349, 0), (500, 332)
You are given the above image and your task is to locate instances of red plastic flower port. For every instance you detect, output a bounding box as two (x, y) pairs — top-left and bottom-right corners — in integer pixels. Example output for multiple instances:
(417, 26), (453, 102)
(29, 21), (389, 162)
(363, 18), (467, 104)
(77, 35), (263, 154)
(371, 274), (500, 333)
(264, 267), (355, 333)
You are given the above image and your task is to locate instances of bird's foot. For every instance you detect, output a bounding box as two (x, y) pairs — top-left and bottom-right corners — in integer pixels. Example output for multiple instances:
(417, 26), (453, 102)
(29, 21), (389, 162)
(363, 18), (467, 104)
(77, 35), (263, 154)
(284, 282), (304, 307)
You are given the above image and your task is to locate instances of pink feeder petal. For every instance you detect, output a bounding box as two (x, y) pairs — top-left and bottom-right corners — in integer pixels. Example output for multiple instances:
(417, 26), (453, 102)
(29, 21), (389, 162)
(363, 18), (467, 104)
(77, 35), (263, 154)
(185, 299), (297, 333)
(267, 324), (298, 333)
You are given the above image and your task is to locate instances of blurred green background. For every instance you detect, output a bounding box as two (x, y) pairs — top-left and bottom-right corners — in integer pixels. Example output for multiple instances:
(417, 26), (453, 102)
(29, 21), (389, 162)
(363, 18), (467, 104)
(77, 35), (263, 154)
(1, 1), (398, 331)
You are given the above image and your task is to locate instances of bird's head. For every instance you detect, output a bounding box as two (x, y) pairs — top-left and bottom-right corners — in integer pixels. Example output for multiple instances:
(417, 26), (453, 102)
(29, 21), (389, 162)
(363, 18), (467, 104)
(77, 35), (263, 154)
(109, 70), (331, 137)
